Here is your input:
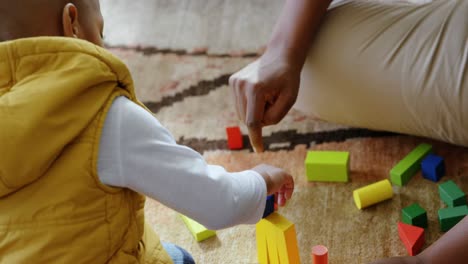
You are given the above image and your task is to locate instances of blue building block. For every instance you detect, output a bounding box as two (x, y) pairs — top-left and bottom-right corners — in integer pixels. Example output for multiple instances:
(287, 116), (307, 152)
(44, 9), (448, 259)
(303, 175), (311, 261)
(421, 154), (445, 182)
(263, 195), (275, 218)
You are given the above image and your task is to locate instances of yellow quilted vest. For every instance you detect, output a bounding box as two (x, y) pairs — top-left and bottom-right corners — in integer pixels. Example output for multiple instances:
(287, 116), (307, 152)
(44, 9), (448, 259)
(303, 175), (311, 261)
(0, 37), (172, 264)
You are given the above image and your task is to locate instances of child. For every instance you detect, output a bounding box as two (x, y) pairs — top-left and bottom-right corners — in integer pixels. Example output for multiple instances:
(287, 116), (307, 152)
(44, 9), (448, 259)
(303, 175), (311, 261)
(0, 1), (294, 263)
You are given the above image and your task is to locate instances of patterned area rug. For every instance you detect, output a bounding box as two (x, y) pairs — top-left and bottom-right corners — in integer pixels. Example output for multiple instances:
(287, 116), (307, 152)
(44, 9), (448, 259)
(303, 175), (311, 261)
(109, 47), (468, 264)
(103, 0), (467, 263)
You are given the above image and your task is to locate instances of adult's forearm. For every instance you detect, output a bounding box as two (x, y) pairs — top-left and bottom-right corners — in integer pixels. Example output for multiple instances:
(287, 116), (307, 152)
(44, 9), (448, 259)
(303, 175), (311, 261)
(418, 215), (468, 263)
(267, 0), (332, 69)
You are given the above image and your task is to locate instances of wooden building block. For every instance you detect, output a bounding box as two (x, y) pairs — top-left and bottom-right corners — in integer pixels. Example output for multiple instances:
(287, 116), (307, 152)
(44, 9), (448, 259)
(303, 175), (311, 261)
(255, 212), (300, 264)
(438, 205), (468, 232)
(390, 144), (432, 186)
(226, 126), (243, 150)
(402, 203), (428, 228)
(256, 219), (271, 264)
(180, 215), (216, 242)
(421, 154), (445, 182)
(311, 245), (328, 264)
(268, 213), (300, 264)
(305, 151), (349, 182)
(398, 222), (425, 256)
(353, 179), (393, 209)
(263, 195), (275, 218)
(439, 180), (467, 207)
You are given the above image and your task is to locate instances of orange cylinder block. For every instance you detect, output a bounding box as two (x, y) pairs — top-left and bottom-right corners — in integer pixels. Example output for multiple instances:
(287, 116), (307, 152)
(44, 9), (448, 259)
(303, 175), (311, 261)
(311, 245), (328, 264)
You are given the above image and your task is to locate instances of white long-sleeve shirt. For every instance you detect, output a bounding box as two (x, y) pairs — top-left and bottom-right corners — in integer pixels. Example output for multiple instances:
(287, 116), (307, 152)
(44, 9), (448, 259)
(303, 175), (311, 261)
(97, 96), (266, 230)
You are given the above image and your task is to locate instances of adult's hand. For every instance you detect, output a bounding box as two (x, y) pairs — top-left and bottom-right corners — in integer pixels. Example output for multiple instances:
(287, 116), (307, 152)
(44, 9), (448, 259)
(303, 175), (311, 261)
(229, 51), (301, 152)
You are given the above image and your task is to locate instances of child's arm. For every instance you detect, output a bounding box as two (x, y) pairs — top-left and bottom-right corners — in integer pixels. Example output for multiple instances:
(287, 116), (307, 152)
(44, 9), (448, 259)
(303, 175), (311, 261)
(370, 216), (468, 264)
(98, 96), (294, 229)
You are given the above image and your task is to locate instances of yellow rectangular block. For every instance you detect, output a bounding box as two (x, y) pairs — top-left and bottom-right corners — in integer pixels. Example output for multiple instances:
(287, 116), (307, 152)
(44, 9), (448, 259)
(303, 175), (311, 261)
(265, 213), (300, 264)
(180, 214), (216, 242)
(266, 228), (280, 264)
(256, 219), (270, 264)
(279, 225), (300, 264)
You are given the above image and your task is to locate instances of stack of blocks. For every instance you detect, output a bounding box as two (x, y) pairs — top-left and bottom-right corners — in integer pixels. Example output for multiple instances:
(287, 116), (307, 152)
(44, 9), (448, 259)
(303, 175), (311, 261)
(305, 151), (349, 182)
(256, 212), (300, 264)
(180, 215), (216, 242)
(437, 180), (468, 232)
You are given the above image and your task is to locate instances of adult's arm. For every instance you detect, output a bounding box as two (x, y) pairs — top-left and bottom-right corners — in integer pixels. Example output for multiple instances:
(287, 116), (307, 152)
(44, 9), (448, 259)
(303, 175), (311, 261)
(229, 0), (332, 152)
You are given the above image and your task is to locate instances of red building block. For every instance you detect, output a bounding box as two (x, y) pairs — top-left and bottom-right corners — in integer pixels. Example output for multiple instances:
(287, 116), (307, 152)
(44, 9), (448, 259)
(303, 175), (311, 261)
(226, 126), (243, 150)
(398, 222), (425, 256)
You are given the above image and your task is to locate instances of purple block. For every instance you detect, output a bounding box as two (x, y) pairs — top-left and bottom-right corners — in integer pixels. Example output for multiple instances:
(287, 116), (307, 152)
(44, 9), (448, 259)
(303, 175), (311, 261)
(421, 154), (445, 182)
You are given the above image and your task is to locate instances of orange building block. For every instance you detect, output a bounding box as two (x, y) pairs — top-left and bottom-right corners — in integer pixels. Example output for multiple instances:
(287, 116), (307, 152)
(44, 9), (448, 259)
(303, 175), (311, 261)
(311, 245), (328, 264)
(226, 126), (243, 150)
(398, 222), (425, 256)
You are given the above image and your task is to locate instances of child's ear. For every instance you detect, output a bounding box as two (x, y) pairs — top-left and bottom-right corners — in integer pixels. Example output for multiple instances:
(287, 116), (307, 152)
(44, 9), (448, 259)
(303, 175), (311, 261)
(62, 3), (79, 38)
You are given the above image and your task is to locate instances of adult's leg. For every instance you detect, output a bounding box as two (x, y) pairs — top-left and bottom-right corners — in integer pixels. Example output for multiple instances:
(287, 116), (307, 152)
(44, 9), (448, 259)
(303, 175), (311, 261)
(294, 0), (468, 146)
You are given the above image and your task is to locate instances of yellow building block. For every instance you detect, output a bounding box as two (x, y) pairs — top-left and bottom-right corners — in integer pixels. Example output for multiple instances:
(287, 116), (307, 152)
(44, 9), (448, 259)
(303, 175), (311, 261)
(353, 179), (393, 209)
(180, 214), (216, 242)
(267, 229), (280, 264)
(255, 212), (300, 264)
(256, 219), (270, 264)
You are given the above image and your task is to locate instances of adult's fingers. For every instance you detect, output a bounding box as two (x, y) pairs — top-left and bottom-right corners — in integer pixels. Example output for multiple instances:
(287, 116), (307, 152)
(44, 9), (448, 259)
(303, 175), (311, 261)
(246, 84), (266, 153)
(263, 91), (297, 126)
(248, 126), (264, 153)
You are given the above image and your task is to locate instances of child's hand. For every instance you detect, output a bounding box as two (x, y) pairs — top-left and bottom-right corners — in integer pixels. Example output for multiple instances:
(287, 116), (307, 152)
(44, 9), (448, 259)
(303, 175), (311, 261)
(252, 164), (294, 207)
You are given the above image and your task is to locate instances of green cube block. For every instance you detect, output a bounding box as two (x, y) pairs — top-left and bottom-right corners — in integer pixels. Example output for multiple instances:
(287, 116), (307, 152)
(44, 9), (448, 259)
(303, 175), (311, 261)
(305, 151), (349, 182)
(390, 144), (432, 186)
(439, 180), (467, 207)
(438, 205), (468, 232)
(402, 203), (427, 228)
(180, 215), (216, 242)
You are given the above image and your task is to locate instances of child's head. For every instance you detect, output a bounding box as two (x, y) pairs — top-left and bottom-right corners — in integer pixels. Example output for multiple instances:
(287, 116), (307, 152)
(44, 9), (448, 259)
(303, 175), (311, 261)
(0, 0), (104, 46)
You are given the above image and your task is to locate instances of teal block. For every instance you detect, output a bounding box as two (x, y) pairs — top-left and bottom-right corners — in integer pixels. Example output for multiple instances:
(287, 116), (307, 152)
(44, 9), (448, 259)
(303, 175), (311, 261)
(439, 180), (467, 207)
(390, 144), (432, 186)
(438, 205), (468, 232)
(305, 151), (349, 182)
(402, 203), (427, 228)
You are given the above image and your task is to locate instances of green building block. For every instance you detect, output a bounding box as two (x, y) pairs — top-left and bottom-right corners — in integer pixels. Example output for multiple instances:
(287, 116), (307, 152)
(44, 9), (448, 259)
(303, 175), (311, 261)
(438, 205), (468, 232)
(180, 214), (216, 242)
(305, 151), (349, 182)
(402, 203), (427, 228)
(390, 144), (432, 186)
(439, 180), (467, 207)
